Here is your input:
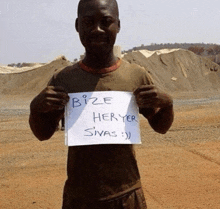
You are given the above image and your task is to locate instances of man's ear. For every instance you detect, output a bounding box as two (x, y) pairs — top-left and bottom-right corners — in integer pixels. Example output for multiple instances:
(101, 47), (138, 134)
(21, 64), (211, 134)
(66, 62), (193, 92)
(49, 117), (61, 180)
(75, 18), (79, 32)
(117, 19), (121, 33)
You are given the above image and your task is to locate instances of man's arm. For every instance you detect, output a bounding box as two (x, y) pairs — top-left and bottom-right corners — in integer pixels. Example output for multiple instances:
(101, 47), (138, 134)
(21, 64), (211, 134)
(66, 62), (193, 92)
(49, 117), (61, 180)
(29, 86), (69, 141)
(134, 85), (174, 134)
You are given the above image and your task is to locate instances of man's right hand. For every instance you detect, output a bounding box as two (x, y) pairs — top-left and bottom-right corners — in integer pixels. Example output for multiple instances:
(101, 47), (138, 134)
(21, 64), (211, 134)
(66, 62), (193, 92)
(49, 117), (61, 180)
(31, 86), (70, 113)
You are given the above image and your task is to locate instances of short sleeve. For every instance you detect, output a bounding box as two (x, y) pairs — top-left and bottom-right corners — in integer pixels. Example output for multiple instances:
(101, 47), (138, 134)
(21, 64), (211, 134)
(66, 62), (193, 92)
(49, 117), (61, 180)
(47, 75), (56, 86)
(143, 71), (154, 85)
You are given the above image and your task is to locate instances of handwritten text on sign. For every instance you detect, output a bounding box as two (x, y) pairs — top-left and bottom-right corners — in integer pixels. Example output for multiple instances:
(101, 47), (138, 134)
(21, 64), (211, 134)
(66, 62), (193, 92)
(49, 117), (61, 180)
(65, 91), (141, 146)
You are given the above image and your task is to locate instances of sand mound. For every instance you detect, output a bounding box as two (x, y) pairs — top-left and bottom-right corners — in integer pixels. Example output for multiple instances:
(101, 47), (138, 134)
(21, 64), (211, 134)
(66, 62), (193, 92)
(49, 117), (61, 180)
(123, 49), (220, 96)
(0, 56), (72, 95)
(1, 50), (220, 98)
(0, 63), (45, 74)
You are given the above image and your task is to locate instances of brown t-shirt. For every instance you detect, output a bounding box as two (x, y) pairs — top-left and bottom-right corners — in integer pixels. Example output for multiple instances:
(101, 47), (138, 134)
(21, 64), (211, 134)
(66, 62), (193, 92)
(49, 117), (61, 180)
(49, 60), (152, 201)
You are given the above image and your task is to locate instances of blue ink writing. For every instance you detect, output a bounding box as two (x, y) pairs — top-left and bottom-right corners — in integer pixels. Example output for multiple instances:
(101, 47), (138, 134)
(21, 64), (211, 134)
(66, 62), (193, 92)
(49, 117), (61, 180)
(93, 112), (119, 123)
(84, 127), (117, 137)
(72, 95), (113, 108)
(93, 112), (138, 123)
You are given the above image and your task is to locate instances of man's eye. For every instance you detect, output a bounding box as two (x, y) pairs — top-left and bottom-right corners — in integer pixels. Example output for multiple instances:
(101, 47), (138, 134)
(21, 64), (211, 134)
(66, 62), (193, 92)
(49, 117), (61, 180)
(83, 19), (93, 25)
(102, 18), (113, 27)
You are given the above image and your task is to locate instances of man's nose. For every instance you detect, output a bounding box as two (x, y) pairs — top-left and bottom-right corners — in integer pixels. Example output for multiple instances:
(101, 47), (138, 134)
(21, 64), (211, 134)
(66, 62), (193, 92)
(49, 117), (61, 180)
(92, 23), (105, 33)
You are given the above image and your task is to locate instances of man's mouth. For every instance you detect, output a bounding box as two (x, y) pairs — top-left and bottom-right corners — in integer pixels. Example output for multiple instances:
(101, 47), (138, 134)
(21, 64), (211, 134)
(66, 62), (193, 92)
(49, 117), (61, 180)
(89, 36), (108, 44)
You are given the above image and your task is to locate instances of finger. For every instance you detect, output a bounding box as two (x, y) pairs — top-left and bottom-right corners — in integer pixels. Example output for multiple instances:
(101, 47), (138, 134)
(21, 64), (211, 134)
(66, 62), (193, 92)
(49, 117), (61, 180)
(48, 86), (66, 92)
(42, 102), (65, 112)
(137, 100), (158, 109)
(46, 97), (68, 106)
(45, 91), (69, 101)
(136, 94), (159, 104)
(134, 85), (155, 95)
(138, 89), (157, 98)
(135, 92), (157, 106)
(50, 104), (65, 110)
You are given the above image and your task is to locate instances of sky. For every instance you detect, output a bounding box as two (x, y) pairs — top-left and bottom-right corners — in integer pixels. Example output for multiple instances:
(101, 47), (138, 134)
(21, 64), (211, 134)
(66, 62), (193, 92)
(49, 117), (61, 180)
(1, 0), (220, 65)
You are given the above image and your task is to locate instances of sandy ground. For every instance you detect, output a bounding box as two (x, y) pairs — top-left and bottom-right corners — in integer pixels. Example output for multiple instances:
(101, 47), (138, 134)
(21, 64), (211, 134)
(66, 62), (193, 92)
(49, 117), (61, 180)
(1, 97), (220, 209)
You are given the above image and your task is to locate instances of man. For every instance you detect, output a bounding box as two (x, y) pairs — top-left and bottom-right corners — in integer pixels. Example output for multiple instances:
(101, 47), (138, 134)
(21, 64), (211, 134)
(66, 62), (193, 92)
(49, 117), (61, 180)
(29, 0), (174, 208)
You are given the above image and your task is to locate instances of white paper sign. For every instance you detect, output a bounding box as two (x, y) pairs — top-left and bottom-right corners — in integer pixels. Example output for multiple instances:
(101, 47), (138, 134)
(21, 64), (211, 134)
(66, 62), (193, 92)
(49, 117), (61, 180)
(65, 91), (141, 146)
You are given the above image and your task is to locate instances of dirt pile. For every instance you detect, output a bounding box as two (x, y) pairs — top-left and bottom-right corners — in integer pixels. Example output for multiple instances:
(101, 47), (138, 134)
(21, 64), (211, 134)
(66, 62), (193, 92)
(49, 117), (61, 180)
(123, 49), (220, 95)
(1, 50), (220, 98)
(0, 56), (72, 95)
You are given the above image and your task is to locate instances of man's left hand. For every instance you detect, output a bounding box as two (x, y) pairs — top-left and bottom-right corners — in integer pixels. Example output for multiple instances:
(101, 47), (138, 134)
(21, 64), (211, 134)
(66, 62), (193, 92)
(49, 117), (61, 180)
(134, 85), (173, 110)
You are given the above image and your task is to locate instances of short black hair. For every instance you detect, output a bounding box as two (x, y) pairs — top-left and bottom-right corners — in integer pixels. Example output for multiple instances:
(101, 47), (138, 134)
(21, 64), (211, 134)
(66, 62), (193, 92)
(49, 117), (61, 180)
(77, 0), (119, 18)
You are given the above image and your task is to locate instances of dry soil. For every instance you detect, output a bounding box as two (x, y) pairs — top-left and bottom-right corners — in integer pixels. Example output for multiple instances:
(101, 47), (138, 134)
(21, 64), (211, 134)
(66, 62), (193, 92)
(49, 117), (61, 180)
(1, 96), (220, 209)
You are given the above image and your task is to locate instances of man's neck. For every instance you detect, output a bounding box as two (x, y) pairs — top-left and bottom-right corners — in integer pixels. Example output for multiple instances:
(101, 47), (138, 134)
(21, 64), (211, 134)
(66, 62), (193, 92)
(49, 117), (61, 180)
(82, 50), (118, 70)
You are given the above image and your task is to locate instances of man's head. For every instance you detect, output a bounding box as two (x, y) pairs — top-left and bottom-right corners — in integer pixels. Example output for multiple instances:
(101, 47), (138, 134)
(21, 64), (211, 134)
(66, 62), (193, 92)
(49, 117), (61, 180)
(76, 0), (120, 54)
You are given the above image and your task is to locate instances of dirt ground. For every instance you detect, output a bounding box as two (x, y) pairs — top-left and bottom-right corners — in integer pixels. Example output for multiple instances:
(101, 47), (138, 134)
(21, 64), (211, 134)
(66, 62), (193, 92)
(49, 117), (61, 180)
(0, 97), (220, 209)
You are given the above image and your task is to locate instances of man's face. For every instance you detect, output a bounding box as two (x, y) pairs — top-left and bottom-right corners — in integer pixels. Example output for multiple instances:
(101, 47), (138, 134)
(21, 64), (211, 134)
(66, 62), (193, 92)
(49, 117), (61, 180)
(76, 0), (120, 54)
